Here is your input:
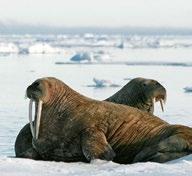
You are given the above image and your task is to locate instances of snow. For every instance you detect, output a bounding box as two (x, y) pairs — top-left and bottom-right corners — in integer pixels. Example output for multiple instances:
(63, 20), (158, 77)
(0, 156), (192, 176)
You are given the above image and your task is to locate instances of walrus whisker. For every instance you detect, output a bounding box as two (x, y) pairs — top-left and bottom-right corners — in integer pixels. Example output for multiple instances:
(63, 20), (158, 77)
(35, 100), (43, 140)
(29, 99), (35, 139)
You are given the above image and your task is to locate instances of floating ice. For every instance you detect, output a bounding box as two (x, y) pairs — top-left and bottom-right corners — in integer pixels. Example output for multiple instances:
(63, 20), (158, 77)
(93, 53), (110, 62)
(83, 33), (95, 39)
(128, 36), (160, 48)
(70, 52), (94, 63)
(184, 87), (192, 93)
(68, 51), (111, 64)
(18, 48), (29, 55)
(116, 41), (124, 49)
(87, 78), (121, 88)
(0, 43), (19, 54)
(28, 43), (60, 54)
(0, 35), (192, 56)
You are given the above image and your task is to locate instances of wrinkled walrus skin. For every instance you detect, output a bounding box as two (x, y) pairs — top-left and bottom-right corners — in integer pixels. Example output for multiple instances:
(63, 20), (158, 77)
(15, 77), (166, 159)
(15, 77), (192, 163)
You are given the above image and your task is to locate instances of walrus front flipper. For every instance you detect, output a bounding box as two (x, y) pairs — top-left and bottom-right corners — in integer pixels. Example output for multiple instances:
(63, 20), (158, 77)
(81, 128), (116, 162)
(15, 123), (42, 160)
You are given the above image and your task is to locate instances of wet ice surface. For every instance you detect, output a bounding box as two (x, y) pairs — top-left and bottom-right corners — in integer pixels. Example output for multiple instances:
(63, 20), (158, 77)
(0, 34), (192, 175)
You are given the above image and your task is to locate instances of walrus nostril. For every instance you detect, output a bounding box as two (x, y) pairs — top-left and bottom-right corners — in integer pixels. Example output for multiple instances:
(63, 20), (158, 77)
(26, 81), (42, 99)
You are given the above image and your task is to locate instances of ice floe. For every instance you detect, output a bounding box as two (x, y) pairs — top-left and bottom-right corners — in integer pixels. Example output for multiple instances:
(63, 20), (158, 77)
(70, 52), (94, 63)
(0, 34), (192, 56)
(69, 51), (111, 63)
(28, 43), (61, 54)
(184, 87), (192, 93)
(0, 43), (19, 54)
(87, 78), (121, 88)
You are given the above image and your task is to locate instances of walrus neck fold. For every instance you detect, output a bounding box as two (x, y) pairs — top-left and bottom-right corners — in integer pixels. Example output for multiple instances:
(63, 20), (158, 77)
(35, 82), (88, 137)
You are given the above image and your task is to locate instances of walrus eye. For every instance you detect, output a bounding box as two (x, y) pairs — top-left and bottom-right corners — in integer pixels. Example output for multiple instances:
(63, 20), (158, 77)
(155, 82), (160, 86)
(143, 83), (147, 87)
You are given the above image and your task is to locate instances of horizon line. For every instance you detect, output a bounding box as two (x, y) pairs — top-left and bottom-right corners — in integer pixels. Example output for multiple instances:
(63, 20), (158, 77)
(0, 23), (192, 35)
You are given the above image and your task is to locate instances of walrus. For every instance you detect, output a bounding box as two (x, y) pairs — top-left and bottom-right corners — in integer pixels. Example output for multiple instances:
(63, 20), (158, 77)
(105, 77), (166, 114)
(15, 77), (166, 158)
(15, 77), (192, 163)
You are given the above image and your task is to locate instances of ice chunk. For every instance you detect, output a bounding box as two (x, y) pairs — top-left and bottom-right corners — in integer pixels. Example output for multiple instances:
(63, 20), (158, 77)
(70, 52), (94, 62)
(91, 78), (120, 87)
(116, 41), (124, 49)
(18, 48), (29, 55)
(0, 43), (19, 54)
(29, 43), (60, 54)
(184, 87), (192, 93)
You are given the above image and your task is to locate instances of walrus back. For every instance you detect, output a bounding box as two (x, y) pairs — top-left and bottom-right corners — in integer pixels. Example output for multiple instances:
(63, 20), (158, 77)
(88, 101), (170, 163)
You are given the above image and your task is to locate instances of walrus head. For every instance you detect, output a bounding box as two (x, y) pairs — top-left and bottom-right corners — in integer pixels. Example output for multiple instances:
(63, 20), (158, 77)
(136, 78), (167, 112)
(124, 77), (167, 113)
(106, 77), (166, 114)
(26, 77), (66, 140)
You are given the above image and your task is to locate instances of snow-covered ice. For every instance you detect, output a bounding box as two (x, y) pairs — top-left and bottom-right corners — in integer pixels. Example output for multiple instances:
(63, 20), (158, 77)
(0, 43), (19, 54)
(28, 43), (61, 54)
(0, 34), (192, 56)
(0, 156), (192, 176)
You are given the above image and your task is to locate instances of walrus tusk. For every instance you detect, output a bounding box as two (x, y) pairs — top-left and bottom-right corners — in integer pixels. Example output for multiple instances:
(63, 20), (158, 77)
(160, 99), (164, 112)
(35, 100), (43, 140)
(29, 99), (43, 140)
(29, 99), (35, 139)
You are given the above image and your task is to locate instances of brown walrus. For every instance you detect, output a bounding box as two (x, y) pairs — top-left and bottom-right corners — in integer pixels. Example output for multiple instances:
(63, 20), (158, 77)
(15, 77), (192, 163)
(105, 77), (166, 114)
(15, 77), (166, 159)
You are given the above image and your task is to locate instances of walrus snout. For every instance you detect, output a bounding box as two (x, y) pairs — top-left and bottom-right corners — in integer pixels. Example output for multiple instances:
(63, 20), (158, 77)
(27, 81), (43, 141)
(154, 85), (166, 102)
(153, 85), (167, 112)
(142, 79), (167, 112)
(26, 81), (42, 100)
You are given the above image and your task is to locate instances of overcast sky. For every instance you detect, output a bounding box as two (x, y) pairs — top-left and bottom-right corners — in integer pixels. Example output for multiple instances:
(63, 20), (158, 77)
(0, 0), (192, 28)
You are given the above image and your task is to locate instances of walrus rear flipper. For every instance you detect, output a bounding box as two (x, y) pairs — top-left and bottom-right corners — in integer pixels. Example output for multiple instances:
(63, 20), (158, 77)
(81, 128), (116, 162)
(133, 135), (191, 163)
